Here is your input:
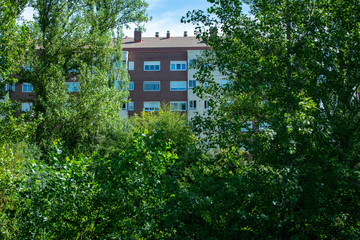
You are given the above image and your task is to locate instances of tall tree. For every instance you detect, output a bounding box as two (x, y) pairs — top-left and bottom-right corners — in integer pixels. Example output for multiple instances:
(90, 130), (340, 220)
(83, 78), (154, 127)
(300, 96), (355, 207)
(21, 0), (149, 155)
(0, 0), (31, 96)
(183, 0), (360, 238)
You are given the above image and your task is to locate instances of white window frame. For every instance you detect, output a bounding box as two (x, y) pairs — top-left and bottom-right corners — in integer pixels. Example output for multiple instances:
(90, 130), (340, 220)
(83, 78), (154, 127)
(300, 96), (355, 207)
(170, 101), (186, 111)
(143, 81), (160, 91)
(189, 100), (197, 110)
(188, 80), (196, 89)
(170, 81), (187, 91)
(66, 82), (80, 92)
(22, 83), (33, 92)
(128, 61), (134, 70)
(170, 61), (187, 71)
(21, 102), (33, 112)
(144, 61), (160, 71)
(128, 102), (134, 111)
(144, 101), (160, 112)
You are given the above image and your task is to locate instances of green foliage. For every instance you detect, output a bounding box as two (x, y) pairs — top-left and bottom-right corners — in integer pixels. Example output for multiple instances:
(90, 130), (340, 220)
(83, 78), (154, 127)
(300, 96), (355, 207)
(183, 0), (360, 238)
(2, 0), (359, 239)
(0, 141), (41, 239)
(0, 0), (32, 95)
(0, 100), (39, 144)
(129, 105), (200, 163)
(17, 0), (150, 156)
(0, 100), (40, 239)
(3, 130), (180, 239)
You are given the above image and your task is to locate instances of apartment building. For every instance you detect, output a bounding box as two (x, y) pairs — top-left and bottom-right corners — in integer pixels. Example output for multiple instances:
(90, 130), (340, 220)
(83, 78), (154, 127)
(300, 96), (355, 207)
(187, 50), (227, 121)
(6, 29), (225, 118)
(121, 29), (209, 116)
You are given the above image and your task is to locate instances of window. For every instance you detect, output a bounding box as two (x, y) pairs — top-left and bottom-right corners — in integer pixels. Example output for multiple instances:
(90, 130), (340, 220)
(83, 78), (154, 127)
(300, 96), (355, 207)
(188, 59), (197, 68)
(21, 102), (33, 112)
(144, 81), (160, 91)
(115, 81), (122, 90)
(189, 100), (197, 110)
(4, 83), (15, 92)
(22, 83), (33, 92)
(188, 80), (196, 89)
(116, 81), (134, 91)
(220, 80), (231, 87)
(144, 61), (160, 71)
(170, 61), (186, 71)
(129, 61), (134, 70)
(241, 121), (253, 132)
(170, 101), (186, 111)
(204, 100), (209, 109)
(128, 102), (134, 111)
(121, 60), (127, 68)
(122, 103), (127, 110)
(114, 61), (127, 69)
(170, 81), (186, 91)
(68, 69), (78, 73)
(66, 82), (80, 92)
(144, 102), (160, 112)
(129, 81), (134, 90)
(259, 122), (270, 131)
(23, 64), (32, 71)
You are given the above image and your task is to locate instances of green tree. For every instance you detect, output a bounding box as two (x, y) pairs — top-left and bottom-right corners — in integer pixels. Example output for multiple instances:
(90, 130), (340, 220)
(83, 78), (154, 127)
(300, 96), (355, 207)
(0, 0), (32, 96)
(129, 105), (201, 163)
(7, 130), (179, 239)
(183, 0), (360, 238)
(20, 0), (149, 155)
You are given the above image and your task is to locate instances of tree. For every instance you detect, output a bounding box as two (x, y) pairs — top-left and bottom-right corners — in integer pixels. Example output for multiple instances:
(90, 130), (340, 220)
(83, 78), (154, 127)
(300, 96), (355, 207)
(129, 105), (201, 163)
(0, 0), (31, 96)
(183, 0), (360, 238)
(1, 107), (203, 238)
(6, 129), (180, 238)
(20, 0), (149, 155)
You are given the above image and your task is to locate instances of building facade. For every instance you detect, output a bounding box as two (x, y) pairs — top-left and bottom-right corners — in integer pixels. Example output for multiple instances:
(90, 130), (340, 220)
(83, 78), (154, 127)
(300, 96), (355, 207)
(121, 29), (209, 116)
(6, 29), (225, 118)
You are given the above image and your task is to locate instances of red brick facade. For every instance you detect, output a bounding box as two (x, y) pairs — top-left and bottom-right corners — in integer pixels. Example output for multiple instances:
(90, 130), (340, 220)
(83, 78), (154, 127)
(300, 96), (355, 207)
(7, 30), (210, 116)
(126, 48), (189, 115)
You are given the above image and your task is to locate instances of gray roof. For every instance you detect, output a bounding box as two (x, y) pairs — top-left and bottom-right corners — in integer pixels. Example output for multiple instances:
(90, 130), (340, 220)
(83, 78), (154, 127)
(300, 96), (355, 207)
(122, 37), (208, 49)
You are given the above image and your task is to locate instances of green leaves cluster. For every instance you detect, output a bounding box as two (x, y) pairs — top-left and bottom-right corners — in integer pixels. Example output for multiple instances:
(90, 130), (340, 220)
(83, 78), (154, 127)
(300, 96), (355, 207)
(0, 0), (32, 94)
(183, 0), (360, 238)
(13, 0), (150, 155)
(2, 128), (185, 239)
(1, 0), (360, 239)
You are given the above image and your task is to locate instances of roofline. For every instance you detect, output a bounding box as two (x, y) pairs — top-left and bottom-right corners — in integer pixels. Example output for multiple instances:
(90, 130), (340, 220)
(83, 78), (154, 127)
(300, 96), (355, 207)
(122, 47), (210, 52)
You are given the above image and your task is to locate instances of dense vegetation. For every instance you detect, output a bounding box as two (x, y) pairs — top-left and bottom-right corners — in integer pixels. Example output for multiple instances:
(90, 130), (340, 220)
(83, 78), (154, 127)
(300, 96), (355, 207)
(1, 0), (360, 239)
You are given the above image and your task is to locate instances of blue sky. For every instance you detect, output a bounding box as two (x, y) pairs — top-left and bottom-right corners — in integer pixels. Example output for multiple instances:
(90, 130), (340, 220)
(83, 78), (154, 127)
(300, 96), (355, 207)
(128, 0), (212, 37)
(22, 0), (249, 38)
